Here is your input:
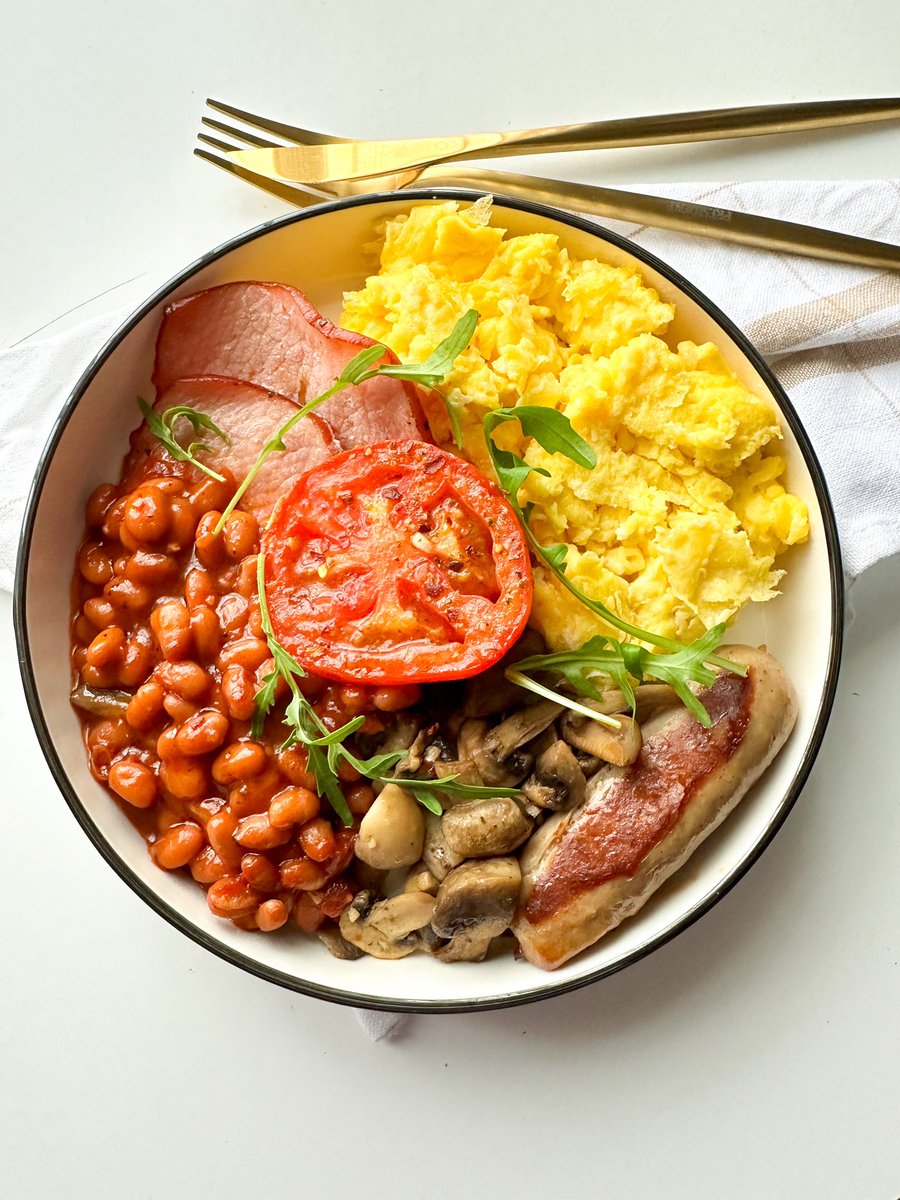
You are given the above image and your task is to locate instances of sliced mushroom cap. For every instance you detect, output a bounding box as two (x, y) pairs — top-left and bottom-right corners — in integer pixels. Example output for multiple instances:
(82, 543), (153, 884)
(431, 857), (522, 939)
(474, 700), (561, 785)
(355, 783), (425, 870)
(403, 864), (440, 895)
(422, 809), (465, 881)
(561, 711), (643, 766)
(339, 891), (436, 960)
(522, 738), (587, 810)
(441, 797), (533, 858)
(432, 928), (494, 963)
(317, 926), (364, 960)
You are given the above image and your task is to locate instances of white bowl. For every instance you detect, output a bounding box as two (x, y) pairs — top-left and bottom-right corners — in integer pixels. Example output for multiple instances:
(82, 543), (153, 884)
(14, 191), (843, 1012)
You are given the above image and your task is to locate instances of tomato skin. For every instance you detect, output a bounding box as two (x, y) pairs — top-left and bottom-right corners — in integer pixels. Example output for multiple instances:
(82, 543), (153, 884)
(262, 441), (532, 685)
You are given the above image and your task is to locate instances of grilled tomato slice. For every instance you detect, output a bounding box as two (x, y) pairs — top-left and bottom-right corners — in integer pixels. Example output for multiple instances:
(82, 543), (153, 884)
(263, 440), (532, 684)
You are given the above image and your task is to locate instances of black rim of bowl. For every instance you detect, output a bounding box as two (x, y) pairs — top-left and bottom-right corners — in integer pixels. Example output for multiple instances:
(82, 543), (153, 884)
(14, 189), (844, 1014)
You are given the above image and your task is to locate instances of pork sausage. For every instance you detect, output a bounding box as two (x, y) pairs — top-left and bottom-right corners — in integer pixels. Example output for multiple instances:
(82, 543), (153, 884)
(512, 645), (797, 970)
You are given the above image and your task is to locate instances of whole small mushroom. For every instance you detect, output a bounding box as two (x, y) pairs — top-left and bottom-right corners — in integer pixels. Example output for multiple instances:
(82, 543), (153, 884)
(355, 783), (425, 870)
(441, 797), (533, 858)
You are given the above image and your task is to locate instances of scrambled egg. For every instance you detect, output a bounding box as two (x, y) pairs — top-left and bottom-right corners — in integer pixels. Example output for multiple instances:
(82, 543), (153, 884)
(341, 200), (809, 648)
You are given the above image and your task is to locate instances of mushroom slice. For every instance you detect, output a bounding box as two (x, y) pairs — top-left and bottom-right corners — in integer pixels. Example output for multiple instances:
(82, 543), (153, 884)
(422, 810), (465, 881)
(404, 864), (441, 896)
(432, 928), (495, 963)
(634, 683), (680, 719)
(521, 739), (587, 810)
(433, 759), (484, 788)
(431, 858), (522, 948)
(561, 711), (643, 767)
(317, 927), (364, 960)
(442, 797), (533, 858)
(474, 700), (562, 786)
(339, 891), (436, 960)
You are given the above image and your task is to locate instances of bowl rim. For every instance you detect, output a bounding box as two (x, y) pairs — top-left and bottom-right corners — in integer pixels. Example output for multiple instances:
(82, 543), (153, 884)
(13, 188), (844, 1014)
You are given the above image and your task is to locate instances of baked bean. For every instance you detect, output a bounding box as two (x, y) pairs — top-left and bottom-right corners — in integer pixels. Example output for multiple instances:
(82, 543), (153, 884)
(227, 765), (283, 819)
(275, 746), (316, 790)
(322, 828), (358, 879)
(155, 660), (211, 702)
(108, 758), (158, 809)
(123, 486), (170, 544)
(190, 846), (230, 884)
(236, 556), (258, 598)
(101, 495), (129, 540)
(86, 483), (118, 528)
(86, 720), (131, 779)
(184, 567), (217, 609)
(292, 892), (325, 932)
(268, 785), (320, 830)
(373, 684), (422, 712)
(345, 783), (376, 817)
(221, 664), (256, 722)
(317, 880), (354, 919)
(222, 511), (258, 561)
(175, 709), (229, 756)
(159, 756), (208, 800)
(166, 496), (198, 550)
(85, 626), (126, 670)
(240, 853), (280, 893)
(194, 511), (226, 568)
(163, 693), (198, 724)
(119, 637), (155, 688)
(73, 615), (95, 645)
(299, 818), (336, 863)
(151, 821), (204, 870)
(206, 809), (243, 867)
(104, 576), (153, 615)
(156, 725), (181, 761)
(190, 475), (235, 518)
(212, 741), (267, 786)
(125, 549), (178, 586)
(83, 597), (117, 629)
(78, 541), (114, 586)
(82, 662), (118, 689)
(189, 605), (221, 662)
(247, 601), (263, 639)
(233, 813), (291, 851)
(207, 875), (262, 920)
(151, 600), (192, 661)
(257, 898), (288, 932)
(186, 797), (224, 827)
(217, 637), (269, 672)
(126, 680), (165, 731)
(215, 593), (248, 633)
(280, 857), (328, 891)
(338, 685), (370, 716)
(337, 758), (361, 784)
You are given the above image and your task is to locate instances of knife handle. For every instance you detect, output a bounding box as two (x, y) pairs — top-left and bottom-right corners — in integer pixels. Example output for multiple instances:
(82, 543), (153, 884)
(419, 168), (900, 272)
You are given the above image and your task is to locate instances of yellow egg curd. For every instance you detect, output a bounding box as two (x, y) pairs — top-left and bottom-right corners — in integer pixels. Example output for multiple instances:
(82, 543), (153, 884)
(341, 199), (809, 649)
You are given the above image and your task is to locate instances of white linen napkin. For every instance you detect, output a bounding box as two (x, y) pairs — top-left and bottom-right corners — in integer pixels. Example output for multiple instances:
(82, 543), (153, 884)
(3, 180), (899, 1042)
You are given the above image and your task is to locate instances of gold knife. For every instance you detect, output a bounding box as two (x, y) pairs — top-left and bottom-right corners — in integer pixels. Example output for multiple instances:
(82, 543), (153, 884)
(228, 98), (900, 185)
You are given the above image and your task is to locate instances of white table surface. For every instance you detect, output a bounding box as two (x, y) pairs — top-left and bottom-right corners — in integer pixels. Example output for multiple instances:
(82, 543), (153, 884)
(3, 2), (899, 1197)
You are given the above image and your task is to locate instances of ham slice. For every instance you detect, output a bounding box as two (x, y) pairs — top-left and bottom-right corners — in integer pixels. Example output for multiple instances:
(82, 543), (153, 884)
(152, 281), (430, 449)
(126, 376), (340, 522)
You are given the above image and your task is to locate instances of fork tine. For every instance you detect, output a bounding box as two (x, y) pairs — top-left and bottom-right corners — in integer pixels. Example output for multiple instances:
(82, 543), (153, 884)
(201, 116), (281, 149)
(205, 98), (352, 146)
(197, 132), (243, 154)
(193, 147), (329, 207)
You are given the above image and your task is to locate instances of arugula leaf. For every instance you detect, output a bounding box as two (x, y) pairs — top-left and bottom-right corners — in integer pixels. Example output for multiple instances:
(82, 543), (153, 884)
(137, 398), (230, 483)
(372, 308), (479, 389)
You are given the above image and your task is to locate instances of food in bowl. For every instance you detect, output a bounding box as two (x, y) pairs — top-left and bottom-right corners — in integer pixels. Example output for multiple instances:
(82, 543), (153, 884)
(68, 201), (803, 970)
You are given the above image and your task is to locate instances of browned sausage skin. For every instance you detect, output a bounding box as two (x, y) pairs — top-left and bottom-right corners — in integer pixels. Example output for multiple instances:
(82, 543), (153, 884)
(512, 645), (798, 971)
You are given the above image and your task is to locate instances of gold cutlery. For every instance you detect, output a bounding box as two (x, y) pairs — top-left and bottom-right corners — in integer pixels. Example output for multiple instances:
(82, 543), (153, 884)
(217, 97), (900, 186)
(196, 119), (900, 272)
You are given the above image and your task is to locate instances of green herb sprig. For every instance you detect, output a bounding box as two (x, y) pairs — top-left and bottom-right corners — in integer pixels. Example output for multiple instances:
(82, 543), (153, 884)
(212, 310), (478, 534)
(137, 399), (231, 482)
(482, 406), (745, 728)
(253, 552), (519, 824)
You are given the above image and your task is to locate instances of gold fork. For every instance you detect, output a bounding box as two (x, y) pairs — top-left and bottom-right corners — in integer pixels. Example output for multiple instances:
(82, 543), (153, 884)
(195, 103), (900, 271)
